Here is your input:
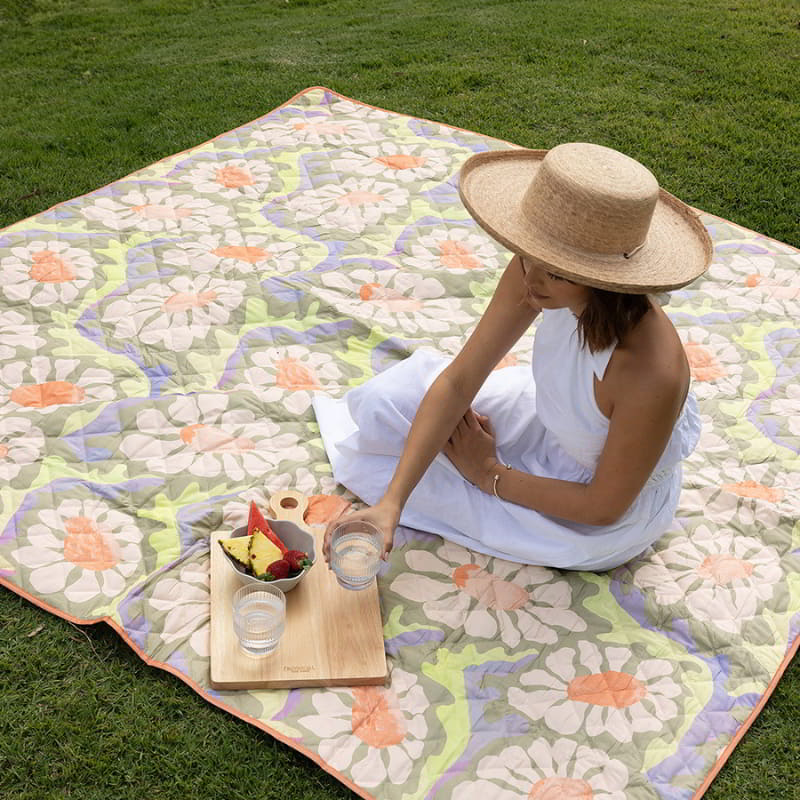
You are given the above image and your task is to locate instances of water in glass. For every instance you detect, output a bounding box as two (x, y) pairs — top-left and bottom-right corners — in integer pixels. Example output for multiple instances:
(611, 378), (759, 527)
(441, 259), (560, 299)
(233, 589), (285, 656)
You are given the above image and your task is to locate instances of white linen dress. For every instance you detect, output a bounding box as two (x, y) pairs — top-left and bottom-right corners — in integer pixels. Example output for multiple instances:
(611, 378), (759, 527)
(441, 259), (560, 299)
(311, 307), (701, 571)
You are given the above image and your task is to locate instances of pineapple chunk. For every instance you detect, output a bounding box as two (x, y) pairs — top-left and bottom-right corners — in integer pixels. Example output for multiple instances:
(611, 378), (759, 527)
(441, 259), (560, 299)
(219, 535), (252, 567)
(249, 529), (283, 577)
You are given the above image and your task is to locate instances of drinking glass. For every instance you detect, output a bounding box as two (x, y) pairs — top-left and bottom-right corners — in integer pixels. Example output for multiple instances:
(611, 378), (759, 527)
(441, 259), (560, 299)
(330, 519), (382, 591)
(232, 584), (286, 656)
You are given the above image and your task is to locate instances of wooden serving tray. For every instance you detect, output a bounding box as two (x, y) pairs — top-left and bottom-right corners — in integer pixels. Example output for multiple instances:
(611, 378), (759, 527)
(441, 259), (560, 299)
(209, 490), (387, 689)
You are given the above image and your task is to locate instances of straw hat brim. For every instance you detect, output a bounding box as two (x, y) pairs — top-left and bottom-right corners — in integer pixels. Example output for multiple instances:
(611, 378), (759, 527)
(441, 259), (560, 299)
(458, 149), (713, 293)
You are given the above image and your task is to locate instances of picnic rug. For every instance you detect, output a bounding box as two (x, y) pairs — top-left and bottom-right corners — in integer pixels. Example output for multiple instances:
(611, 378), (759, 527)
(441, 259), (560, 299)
(1, 86), (798, 800)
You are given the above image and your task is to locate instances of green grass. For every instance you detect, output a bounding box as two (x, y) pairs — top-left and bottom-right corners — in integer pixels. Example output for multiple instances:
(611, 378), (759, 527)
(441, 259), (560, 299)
(0, 0), (798, 797)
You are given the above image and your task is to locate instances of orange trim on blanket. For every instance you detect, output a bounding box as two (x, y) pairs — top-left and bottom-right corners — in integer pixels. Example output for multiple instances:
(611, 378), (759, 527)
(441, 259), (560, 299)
(2, 85), (798, 798)
(0, 575), (376, 800)
(4, 556), (798, 799)
(691, 633), (799, 799)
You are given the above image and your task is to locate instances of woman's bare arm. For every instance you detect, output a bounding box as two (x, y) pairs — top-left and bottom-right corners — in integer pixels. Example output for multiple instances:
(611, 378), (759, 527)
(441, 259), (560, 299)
(471, 353), (685, 525)
(323, 255), (539, 561)
(380, 255), (539, 511)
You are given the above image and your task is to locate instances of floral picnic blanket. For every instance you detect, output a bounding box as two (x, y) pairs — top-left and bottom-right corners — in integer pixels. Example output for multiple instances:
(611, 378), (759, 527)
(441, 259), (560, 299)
(1, 87), (797, 800)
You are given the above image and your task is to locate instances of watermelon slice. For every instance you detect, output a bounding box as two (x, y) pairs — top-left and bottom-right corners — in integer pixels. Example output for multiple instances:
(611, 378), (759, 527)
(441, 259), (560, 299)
(219, 535), (252, 567)
(247, 501), (287, 555)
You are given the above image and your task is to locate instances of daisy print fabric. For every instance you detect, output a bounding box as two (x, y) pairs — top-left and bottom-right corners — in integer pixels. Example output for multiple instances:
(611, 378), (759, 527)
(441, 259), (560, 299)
(0, 88), (798, 800)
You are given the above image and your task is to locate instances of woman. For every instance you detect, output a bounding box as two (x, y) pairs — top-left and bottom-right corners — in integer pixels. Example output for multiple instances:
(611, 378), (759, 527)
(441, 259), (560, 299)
(312, 142), (711, 571)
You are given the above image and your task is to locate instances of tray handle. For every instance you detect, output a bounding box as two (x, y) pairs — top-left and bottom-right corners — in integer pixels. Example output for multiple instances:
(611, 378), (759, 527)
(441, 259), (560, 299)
(269, 489), (309, 528)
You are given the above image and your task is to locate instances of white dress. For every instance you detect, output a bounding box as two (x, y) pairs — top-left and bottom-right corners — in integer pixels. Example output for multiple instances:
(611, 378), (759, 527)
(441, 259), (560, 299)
(311, 307), (701, 571)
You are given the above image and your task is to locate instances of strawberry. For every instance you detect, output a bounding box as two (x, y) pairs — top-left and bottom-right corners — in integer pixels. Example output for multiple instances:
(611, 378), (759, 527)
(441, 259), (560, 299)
(285, 549), (311, 572)
(263, 558), (290, 581)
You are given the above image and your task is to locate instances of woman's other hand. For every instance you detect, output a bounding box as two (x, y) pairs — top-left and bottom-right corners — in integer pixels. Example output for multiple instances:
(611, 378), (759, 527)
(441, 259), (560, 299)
(443, 408), (499, 491)
(322, 499), (401, 564)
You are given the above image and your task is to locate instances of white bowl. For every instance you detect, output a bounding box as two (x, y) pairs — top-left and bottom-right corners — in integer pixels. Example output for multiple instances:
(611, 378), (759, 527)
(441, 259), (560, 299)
(218, 519), (316, 593)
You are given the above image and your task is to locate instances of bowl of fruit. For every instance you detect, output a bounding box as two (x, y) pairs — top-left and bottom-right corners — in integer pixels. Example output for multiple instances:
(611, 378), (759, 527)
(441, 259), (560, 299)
(217, 500), (315, 593)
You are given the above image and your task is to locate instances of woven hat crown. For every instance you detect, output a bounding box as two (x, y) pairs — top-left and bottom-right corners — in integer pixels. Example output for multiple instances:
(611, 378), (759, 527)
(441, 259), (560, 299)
(458, 141), (713, 292)
(523, 143), (659, 256)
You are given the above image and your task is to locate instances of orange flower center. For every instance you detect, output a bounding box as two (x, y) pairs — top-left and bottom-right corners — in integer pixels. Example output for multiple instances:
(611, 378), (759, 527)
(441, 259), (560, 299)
(721, 480), (784, 503)
(529, 777), (593, 800)
(374, 154), (427, 170)
(10, 381), (85, 408)
(684, 342), (726, 381)
(211, 245), (271, 263)
(63, 516), (119, 571)
(132, 204), (193, 220)
(275, 358), (321, 391)
(358, 283), (423, 312)
(215, 165), (254, 188)
(293, 122), (347, 134)
(566, 671), (648, 708)
(359, 282), (380, 300)
(696, 554), (754, 584)
(351, 687), (407, 748)
(0, 444), (9, 458)
(452, 564), (529, 610)
(745, 274), (763, 287)
(163, 290), (217, 313)
(438, 240), (481, 270)
(179, 424), (255, 452)
(29, 250), (76, 283)
(337, 191), (385, 207)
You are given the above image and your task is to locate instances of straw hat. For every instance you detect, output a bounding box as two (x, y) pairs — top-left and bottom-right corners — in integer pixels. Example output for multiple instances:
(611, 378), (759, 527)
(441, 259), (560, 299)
(458, 143), (712, 293)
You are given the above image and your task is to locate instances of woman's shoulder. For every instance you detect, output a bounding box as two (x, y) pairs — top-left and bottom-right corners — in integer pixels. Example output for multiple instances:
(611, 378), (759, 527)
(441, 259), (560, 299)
(608, 304), (689, 401)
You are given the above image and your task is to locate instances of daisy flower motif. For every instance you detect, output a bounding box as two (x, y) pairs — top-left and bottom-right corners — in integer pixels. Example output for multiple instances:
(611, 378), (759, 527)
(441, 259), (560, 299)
(632, 525), (784, 635)
(330, 142), (454, 185)
(283, 178), (409, 236)
(147, 562), (209, 658)
(318, 267), (473, 335)
(404, 227), (507, 272)
(297, 668), (428, 788)
(434, 326), (533, 367)
(684, 413), (733, 466)
(249, 116), (384, 148)
(119, 393), (308, 482)
(10, 496), (143, 605)
(159, 232), (305, 276)
(0, 310), (46, 359)
(0, 416), (46, 482)
(767, 381), (800, 438)
(507, 641), (683, 742)
(452, 737), (630, 800)
(233, 345), (345, 415)
(679, 326), (744, 400)
(173, 156), (276, 200)
(681, 461), (788, 528)
(707, 253), (800, 315)
(328, 100), (392, 121)
(80, 186), (236, 233)
(390, 540), (586, 648)
(1, 239), (97, 308)
(101, 274), (246, 352)
(430, 336), (468, 359)
(0, 356), (115, 415)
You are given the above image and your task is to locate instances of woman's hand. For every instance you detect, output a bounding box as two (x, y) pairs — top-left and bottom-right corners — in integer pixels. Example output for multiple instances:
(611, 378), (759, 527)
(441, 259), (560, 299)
(322, 499), (401, 564)
(443, 408), (499, 491)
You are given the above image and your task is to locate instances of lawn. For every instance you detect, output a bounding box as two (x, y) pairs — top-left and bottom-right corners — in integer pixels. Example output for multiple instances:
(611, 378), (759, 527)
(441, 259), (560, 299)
(0, 1), (798, 798)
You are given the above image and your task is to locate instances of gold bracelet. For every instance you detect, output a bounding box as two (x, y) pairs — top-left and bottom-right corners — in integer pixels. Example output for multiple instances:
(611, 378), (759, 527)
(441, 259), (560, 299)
(492, 462), (512, 499)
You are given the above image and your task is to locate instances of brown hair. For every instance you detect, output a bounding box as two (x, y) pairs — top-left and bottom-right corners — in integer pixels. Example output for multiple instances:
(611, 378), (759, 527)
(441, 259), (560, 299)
(577, 289), (651, 353)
